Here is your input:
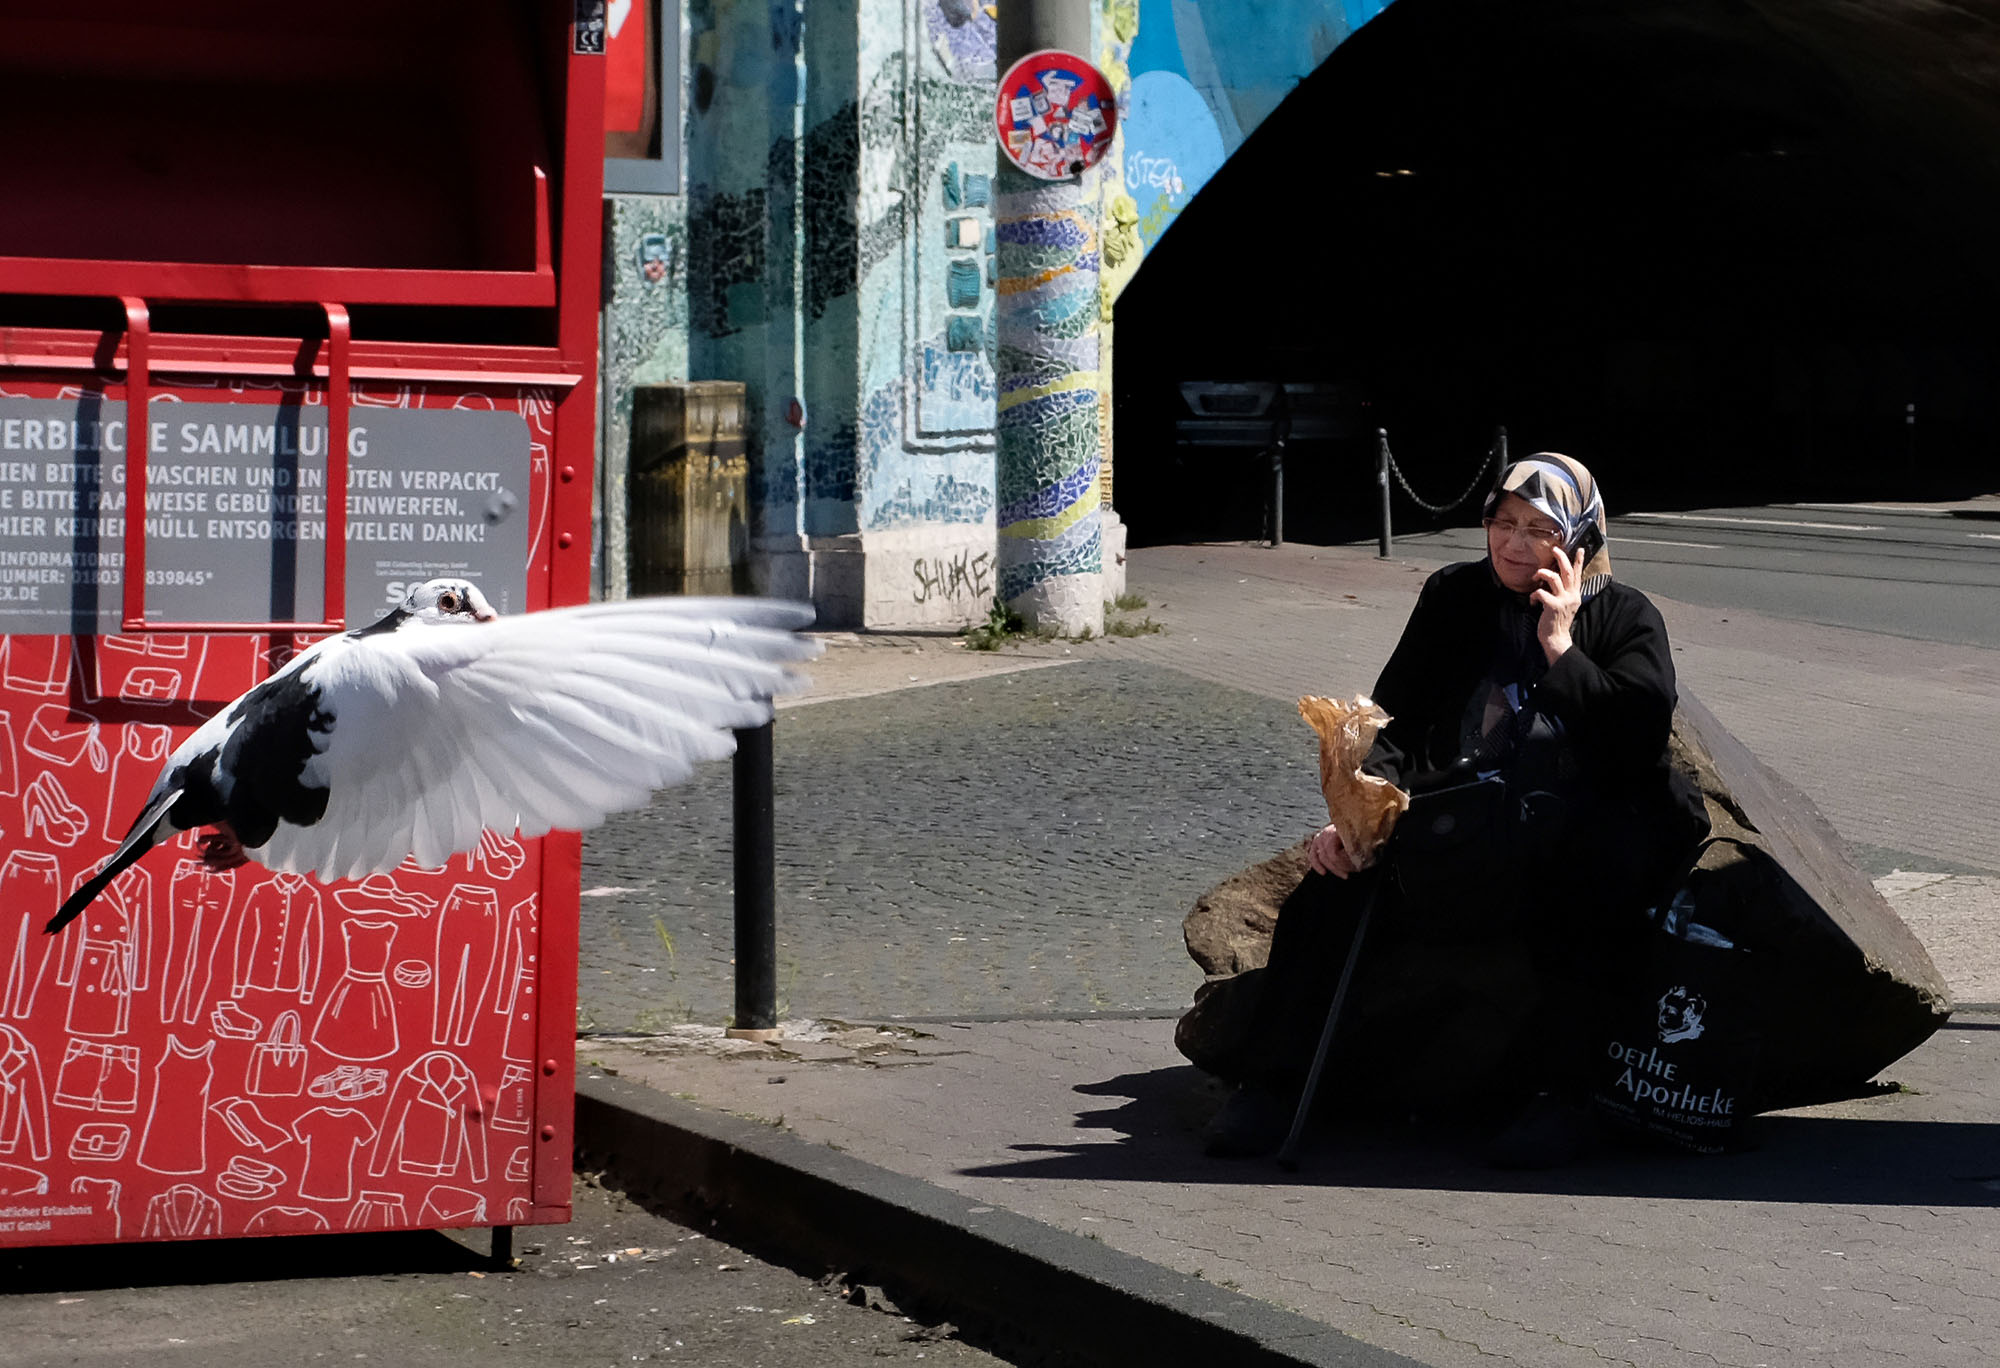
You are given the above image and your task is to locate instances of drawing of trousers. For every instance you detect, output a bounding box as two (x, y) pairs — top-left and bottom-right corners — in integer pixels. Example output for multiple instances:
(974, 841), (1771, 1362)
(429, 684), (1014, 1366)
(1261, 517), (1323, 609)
(53, 1041), (140, 1114)
(433, 886), (500, 1047)
(161, 860), (234, 1026)
(0, 708), (17, 797)
(1, 852), (60, 1019)
(347, 1190), (409, 1230)
(492, 1063), (532, 1134)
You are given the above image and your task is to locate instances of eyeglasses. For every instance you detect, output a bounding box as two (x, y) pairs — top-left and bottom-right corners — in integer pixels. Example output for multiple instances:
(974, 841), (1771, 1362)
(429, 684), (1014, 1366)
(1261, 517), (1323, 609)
(1482, 517), (1564, 549)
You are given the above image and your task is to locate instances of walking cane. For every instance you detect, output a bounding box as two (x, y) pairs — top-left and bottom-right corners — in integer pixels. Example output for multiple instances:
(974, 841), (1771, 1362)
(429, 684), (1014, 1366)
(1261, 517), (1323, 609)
(1276, 869), (1384, 1171)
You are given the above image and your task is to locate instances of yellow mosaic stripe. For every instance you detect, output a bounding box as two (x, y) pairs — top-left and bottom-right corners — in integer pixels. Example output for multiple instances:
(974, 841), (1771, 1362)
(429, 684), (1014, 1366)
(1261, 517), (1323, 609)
(996, 371), (1101, 415)
(998, 483), (1101, 540)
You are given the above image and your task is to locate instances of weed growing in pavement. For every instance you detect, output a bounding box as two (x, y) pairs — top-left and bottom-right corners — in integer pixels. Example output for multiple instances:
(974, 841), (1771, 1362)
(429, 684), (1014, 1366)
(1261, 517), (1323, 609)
(1104, 613), (1163, 637)
(1113, 591), (1148, 611)
(962, 596), (1025, 650)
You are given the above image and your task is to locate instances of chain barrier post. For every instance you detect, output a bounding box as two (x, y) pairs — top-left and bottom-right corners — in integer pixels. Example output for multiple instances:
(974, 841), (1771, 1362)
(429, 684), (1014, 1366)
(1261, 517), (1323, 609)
(1496, 424), (1508, 471)
(1269, 438), (1285, 548)
(1377, 428), (1392, 558)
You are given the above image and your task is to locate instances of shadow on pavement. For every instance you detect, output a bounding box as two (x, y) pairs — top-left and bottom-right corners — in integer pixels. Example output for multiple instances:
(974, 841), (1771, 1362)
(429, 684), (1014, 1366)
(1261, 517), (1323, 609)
(962, 1065), (2000, 1208)
(0, 1226), (494, 1294)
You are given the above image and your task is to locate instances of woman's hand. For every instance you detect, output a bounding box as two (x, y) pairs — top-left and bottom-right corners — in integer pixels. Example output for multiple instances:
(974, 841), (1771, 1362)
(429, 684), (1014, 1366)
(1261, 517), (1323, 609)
(1308, 823), (1361, 878)
(1532, 545), (1583, 664)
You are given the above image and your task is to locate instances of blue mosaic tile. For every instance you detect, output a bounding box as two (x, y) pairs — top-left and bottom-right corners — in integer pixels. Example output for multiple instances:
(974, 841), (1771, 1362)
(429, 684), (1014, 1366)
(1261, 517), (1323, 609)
(945, 314), (984, 352)
(946, 258), (982, 309)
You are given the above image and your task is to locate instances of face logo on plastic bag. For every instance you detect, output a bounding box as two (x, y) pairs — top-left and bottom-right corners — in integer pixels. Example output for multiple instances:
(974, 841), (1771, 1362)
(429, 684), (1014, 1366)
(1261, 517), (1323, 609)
(1657, 987), (1707, 1043)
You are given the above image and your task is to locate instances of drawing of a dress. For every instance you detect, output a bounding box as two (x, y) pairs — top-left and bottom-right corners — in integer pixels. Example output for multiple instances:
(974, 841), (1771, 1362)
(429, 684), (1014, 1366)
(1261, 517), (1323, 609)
(311, 919), (398, 1062)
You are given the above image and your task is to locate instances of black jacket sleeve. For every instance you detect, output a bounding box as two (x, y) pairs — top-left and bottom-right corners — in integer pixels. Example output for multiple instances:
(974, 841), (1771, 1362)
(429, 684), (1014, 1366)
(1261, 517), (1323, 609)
(1532, 584), (1678, 787)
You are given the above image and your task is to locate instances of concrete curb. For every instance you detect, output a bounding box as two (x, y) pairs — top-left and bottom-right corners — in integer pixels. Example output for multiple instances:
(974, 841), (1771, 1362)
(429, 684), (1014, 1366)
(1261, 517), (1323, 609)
(574, 1072), (1423, 1368)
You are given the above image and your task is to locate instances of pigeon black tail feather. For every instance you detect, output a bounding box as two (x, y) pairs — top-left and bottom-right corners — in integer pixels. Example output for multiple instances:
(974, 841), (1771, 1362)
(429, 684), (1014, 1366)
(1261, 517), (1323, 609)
(45, 790), (181, 936)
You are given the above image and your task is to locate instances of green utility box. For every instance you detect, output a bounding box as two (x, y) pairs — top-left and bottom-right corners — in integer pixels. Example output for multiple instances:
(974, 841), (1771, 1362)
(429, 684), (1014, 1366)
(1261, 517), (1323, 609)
(629, 381), (751, 595)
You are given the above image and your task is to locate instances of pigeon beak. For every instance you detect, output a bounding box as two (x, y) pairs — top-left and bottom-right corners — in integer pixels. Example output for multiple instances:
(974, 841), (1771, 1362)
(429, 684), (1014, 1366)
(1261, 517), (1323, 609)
(473, 607), (498, 623)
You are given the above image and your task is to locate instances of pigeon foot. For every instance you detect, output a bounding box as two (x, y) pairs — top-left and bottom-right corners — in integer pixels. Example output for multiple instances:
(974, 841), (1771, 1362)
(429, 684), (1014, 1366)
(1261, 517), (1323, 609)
(200, 825), (250, 872)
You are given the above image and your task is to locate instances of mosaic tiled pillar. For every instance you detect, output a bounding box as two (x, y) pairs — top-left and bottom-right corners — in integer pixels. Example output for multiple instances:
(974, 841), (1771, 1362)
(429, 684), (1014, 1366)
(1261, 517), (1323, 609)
(994, 164), (1105, 634)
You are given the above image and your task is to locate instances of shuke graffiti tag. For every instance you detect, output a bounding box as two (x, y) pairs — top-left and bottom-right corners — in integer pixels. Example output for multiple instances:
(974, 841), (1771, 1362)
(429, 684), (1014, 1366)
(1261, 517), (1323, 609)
(912, 549), (993, 605)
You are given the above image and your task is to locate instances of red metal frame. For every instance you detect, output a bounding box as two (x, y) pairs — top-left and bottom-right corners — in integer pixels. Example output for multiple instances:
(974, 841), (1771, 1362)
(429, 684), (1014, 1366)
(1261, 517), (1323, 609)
(0, 170), (555, 309)
(0, 2), (604, 1239)
(118, 304), (354, 635)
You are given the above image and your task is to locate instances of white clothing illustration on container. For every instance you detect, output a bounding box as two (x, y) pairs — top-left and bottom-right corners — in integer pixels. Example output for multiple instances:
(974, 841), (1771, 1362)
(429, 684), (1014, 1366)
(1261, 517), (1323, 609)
(495, 894), (538, 1063)
(347, 1190), (408, 1230)
(291, 1106), (378, 1203)
(492, 1063), (532, 1134)
(68, 1123), (129, 1163)
(0, 1024), (51, 1162)
(53, 1040), (140, 1114)
(0, 636), (71, 697)
(104, 724), (173, 840)
(1, 851), (61, 1019)
(433, 885), (500, 1047)
(162, 859), (235, 1026)
(141, 1183), (222, 1239)
(21, 702), (107, 771)
(71, 1175), (121, 1239)
(23, 771), (90, 847)
(311, 918), (398, 1061)
(94, 634), (206, 708)
(246, 1205), (329, 1234)
(0, 1161), (46, 1195)
(208, 1096), (292, 1153)
(0, 708), (17, 797)
(57, 863), (151, 1039)
(136, 1034), (213, 1175)
(418, 1183), (486, 1225)
(368, 1051), (487, 1182)
(232, 873), (323, 1002)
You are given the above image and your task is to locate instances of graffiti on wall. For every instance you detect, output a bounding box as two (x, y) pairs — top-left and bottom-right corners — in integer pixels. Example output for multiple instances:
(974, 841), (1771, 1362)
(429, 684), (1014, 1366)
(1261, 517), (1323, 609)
(911, 547), (994, 605)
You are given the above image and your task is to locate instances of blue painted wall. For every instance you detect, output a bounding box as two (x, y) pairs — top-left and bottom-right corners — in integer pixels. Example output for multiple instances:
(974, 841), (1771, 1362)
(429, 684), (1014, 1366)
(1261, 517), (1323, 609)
(1118, 0), (1390, 254)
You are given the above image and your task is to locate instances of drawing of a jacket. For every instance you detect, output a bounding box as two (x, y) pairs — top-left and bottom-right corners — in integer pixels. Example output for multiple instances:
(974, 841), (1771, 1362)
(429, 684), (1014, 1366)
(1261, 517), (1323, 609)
(232, 873), (323, 1002)
(140, 1183), (223, 1239)
(367, 1051), (487, 1182)
(0, 1025), (50, 1162)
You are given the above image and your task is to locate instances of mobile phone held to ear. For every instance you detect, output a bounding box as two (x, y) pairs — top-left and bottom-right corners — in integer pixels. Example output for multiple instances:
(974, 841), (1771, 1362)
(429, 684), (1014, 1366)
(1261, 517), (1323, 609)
(1566, 518), (1603, 560)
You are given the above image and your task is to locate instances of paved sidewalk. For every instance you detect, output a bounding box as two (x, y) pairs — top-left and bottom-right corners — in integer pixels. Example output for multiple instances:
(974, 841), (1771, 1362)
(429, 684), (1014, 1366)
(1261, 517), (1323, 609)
(572, 537), (2000, 1367)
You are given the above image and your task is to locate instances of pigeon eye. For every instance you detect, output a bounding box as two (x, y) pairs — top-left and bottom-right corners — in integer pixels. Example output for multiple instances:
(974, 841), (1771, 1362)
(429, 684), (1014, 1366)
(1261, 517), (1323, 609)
(438, 593), (460, 612)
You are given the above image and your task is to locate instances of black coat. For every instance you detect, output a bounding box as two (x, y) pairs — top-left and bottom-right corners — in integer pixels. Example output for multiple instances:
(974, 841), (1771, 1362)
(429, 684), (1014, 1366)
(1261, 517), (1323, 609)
(1364, 560), (1709, 910)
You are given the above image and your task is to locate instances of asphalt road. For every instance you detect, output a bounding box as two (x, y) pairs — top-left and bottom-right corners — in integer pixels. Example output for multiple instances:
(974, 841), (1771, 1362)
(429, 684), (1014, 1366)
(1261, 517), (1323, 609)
(1386, 502), (2000, 647)
(0, 1175), (1018, 1368)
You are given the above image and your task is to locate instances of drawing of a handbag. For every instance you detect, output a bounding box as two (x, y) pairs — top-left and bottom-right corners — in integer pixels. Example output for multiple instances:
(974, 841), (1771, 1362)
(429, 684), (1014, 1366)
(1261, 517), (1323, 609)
(246, 1011), (308, 1097)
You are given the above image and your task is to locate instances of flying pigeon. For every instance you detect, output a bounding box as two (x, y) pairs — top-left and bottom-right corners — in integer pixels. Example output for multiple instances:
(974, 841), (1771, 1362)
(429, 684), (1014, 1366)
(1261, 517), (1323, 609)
(46, 579), (821, 935)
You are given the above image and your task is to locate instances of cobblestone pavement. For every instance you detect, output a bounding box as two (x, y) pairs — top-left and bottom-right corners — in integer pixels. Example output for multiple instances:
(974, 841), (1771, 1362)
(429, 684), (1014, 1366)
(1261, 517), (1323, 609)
(578, 540), (2000, 1031)
(578, 657), (1325, 1030)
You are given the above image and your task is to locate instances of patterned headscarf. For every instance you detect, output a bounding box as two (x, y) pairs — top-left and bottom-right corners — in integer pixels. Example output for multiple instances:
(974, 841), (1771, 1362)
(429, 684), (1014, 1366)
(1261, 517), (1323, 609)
(1483, 452), (1612, 599)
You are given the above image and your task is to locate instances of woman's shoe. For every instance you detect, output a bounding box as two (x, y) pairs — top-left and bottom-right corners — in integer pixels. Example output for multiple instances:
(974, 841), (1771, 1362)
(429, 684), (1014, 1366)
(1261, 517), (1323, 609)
(1201, 1084), (1293, 1158)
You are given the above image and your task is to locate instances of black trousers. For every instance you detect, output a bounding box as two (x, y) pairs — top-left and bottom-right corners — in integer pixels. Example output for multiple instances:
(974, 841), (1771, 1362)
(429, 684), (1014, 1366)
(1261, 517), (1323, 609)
(1236, 860), (1652, 1102)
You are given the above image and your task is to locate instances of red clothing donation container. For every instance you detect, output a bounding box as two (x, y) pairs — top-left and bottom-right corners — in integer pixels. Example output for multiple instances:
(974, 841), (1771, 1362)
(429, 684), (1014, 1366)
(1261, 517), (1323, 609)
(0, 3), (604, 1248)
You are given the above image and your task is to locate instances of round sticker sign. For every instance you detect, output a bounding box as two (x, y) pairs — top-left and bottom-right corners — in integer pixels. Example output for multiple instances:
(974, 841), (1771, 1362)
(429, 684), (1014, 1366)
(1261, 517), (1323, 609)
(995, 49), (1118, 180)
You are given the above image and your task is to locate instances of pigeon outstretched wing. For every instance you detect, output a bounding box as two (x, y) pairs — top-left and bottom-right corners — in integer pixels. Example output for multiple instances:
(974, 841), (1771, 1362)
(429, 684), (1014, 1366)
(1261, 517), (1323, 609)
(253, 596), (820, 881)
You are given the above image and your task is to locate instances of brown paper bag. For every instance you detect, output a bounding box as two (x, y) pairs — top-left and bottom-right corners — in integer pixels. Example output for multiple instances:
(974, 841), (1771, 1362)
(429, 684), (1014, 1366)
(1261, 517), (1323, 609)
(1298, 694), (1410, 867)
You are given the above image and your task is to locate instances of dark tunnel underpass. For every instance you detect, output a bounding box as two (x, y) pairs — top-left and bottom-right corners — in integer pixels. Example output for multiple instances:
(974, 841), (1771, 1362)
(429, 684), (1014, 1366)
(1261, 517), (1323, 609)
(1114, 0), (2000, 545)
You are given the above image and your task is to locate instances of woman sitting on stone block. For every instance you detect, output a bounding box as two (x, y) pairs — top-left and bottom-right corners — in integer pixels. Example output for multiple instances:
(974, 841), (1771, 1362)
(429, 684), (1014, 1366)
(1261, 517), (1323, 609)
(1202, 453), (1710, 1167)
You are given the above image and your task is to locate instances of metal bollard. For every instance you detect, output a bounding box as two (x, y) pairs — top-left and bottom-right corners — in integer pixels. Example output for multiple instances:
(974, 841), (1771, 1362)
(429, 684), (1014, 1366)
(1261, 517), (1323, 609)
(1269, 440), (1285, 548)
(727, 719), (779, 1040)
(1496, 423), (1508, 469)
(1376, 429), (1392, 558)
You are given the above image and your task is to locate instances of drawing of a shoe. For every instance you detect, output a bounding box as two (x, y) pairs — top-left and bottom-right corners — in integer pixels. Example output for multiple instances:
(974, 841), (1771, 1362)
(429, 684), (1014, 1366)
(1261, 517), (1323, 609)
(23, 772), (89, 847)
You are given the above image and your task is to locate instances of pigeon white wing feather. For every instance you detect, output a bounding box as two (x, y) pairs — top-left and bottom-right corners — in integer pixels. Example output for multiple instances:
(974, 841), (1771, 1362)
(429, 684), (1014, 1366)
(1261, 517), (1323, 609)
(251, 598), (820, 881)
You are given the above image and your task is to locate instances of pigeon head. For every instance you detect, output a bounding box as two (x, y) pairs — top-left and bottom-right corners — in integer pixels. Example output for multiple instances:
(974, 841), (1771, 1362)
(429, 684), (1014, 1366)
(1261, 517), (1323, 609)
(402, 579), (498, 625)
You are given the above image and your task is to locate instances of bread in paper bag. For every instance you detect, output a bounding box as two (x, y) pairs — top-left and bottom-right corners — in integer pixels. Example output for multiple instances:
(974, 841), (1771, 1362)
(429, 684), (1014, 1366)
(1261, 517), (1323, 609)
(1297, 694), (1410, 868)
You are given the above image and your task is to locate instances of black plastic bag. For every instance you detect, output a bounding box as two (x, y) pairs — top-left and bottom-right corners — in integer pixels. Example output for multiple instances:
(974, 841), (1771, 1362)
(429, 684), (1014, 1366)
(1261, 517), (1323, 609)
(1589, 842), (1764, 1154)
